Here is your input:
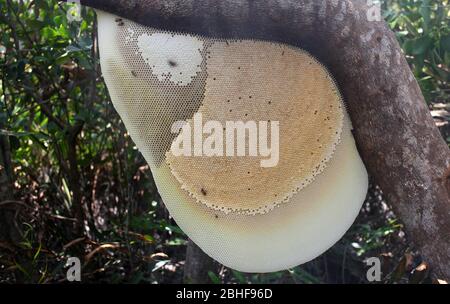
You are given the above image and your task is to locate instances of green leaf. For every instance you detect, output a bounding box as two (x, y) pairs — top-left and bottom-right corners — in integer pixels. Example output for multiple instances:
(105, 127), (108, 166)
(419, 1), (431, 33)
(75, 107), (90, 122)
(26, 20), (45, 31)
(0, 129), (49, 139)
(55, 52), (71, 64)
(143, 234), (154, 243)
(208, 271), (221, 284)
(413, 53), (425, 74)
(400, 15), (419, 36)
(41, 27), (56, 39)
(231, 270), (247, 284)
(405, 36), (433, 55)
(53, 15), (64, 26)
(33, 243), (42, 262)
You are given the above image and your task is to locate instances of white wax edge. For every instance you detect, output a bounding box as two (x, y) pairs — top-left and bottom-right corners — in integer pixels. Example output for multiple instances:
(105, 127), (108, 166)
(153, 124), (368, 273)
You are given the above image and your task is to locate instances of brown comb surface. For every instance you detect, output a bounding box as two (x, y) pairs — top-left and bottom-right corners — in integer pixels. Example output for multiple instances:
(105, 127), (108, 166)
(166, 40), (344, 214)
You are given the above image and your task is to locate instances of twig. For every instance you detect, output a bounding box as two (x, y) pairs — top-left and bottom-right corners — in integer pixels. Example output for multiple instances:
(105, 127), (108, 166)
(63, 236), (86, 251)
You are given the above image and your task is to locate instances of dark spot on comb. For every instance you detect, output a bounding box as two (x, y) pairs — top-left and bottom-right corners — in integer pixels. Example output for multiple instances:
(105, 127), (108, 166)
(131, 70), (137, 77)
(168, 60), (177, 67)
(201, 188), (207, 196)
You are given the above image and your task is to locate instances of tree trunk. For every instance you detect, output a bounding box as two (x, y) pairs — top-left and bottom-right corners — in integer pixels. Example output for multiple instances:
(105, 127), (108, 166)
(0, 127), (21, 244)
(67, 122), (85, 237)
(68, 0), (450, 279)
(184, 239), (215, 284)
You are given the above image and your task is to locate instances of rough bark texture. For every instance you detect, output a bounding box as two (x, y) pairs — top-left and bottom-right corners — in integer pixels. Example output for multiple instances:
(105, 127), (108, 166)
(183, 239), (216, 284)
(0, 128), (21, 244)
(69, 0), (450, 279)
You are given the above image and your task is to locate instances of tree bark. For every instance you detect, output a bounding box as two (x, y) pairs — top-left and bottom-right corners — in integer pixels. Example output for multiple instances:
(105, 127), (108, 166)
(183, 239), (216, 284)
(69, 0), (450, 279)
(67, 122), (85, 237)
(0, 127), (21, 244)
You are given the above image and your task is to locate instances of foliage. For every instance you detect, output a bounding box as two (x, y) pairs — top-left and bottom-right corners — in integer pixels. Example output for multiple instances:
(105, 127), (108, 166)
(0, 0), (447, 283)
(0, 0), (170, 283)
(386, 0), (450, 103)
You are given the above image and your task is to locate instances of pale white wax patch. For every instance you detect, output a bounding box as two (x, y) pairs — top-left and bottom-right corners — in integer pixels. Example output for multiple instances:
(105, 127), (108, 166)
(137, 32), (204, 85)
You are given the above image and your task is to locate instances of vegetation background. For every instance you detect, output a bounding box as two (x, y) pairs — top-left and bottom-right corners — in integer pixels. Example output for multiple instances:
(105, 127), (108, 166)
(0, 0), (449, 283)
